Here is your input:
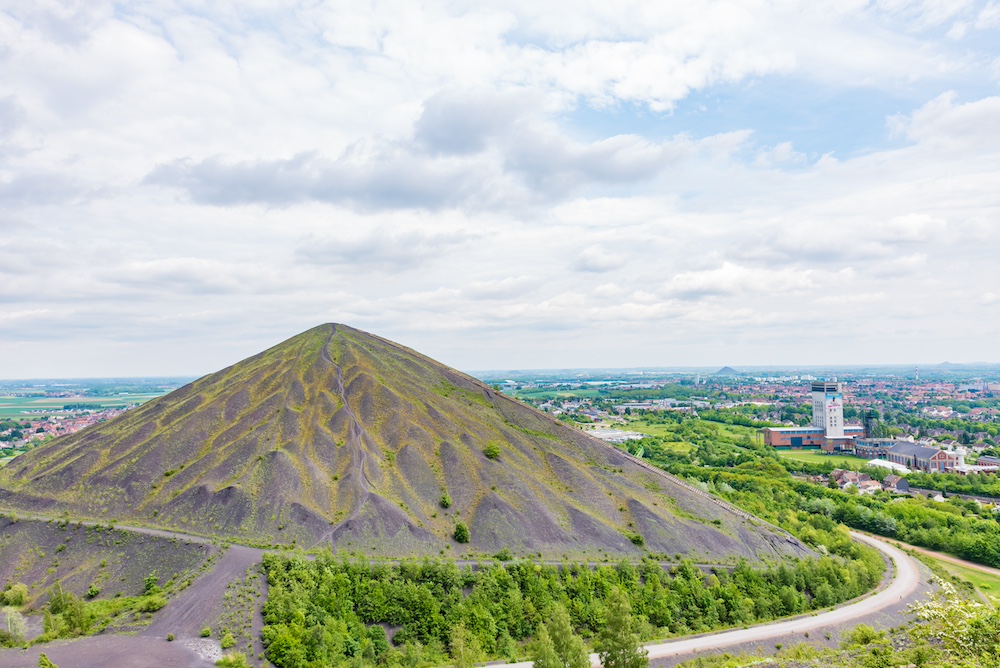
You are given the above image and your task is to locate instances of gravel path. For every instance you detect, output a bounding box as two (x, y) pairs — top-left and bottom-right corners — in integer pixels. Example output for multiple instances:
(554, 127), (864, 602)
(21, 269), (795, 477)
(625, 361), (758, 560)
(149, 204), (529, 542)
(491, 532), (930, 668)
(0, 637), (213, 668)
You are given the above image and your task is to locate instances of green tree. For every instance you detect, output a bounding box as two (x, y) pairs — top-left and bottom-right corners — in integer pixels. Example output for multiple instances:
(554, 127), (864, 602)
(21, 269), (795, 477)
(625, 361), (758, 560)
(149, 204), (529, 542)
(450, 623), (483, 668)
(453, 522), (470, 543)
(595, 589), (648, 668)
(3, 609), (27, 644)
(528, 623), (560, 668)
(548, 604), (589, 668)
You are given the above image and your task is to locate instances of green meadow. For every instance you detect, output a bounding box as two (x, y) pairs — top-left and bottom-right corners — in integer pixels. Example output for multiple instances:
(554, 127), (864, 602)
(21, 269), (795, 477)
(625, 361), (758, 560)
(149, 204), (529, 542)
(775, 449), (871, 469)
(0, 394), (162, 418)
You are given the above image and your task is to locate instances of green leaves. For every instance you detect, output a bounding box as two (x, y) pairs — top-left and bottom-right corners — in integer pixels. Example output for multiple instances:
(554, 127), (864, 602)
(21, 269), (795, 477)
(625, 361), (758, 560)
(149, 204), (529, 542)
(528, 623), (560, 668)
(453, 522), (470, 543)
(595, 589), (648, 668)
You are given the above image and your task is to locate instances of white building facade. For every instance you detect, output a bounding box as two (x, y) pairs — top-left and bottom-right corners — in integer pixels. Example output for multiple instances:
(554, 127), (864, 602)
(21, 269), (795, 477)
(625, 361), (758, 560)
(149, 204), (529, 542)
(811, 381), (845, 438)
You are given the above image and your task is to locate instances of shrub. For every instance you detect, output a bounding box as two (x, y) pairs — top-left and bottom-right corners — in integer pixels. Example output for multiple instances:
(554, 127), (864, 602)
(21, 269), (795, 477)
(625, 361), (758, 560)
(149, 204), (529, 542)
(220, 632), (236, 649)
(201, 626), (212, 637)
(143, 573), (160, 595)
(1, 583), (28, 606)
(453, 522), (470, 543)
(137, 595), (167, 613)
(843, 624), (884, 647)
(440, 492), (452, 509)
(167, 633), (174, 641)
(86, 584), (100, 599)
(216, 653), (250, 668)
(483, 443), (501, 460)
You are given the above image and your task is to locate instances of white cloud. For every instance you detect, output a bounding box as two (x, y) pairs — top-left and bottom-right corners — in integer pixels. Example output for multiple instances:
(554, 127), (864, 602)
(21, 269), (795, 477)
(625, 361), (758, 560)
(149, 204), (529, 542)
(1, 0), (1000, 375)
(662, 263), (814, 300)
(574, 245), (626, 273)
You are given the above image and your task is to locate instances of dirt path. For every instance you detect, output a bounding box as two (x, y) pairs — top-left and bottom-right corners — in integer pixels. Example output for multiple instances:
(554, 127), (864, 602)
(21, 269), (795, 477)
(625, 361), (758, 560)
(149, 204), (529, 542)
(0, 636), (213, 668)
(881, 537), (1000, 578)
(143, 545), (265, 640)
(0, 515), (269, 667)
(0, 510), (220, 546)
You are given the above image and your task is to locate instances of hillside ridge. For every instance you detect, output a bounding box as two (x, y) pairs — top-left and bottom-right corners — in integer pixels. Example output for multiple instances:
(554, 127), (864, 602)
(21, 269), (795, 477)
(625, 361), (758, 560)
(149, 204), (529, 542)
(0, 323), (810, 562)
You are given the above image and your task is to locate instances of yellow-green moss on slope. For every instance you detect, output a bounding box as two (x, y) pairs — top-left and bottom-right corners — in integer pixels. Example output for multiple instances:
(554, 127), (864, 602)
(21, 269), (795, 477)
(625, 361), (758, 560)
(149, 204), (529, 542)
(0, 324), (810, 562)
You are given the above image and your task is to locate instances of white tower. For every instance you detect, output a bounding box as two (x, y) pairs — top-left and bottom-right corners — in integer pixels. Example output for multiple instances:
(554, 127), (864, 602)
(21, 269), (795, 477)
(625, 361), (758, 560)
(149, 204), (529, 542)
(811, 381), (844, 438)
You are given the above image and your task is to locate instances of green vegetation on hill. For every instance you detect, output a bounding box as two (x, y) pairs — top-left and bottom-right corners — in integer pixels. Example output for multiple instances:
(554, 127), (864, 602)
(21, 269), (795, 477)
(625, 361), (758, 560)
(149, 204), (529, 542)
(610, 416), (1000, 569)
(260, 550), (881, 668)
(0, 324), (808, 563)
(0, 516), (214, 648)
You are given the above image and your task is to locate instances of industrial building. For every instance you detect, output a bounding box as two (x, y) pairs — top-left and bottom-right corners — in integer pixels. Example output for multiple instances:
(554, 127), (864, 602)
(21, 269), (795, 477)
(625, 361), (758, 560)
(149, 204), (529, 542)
(763, 381), (863, 450)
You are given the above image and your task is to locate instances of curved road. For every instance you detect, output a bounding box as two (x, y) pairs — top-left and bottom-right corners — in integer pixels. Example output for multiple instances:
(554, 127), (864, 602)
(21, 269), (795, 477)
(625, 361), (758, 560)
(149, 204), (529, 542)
(496, 531), (921, 668)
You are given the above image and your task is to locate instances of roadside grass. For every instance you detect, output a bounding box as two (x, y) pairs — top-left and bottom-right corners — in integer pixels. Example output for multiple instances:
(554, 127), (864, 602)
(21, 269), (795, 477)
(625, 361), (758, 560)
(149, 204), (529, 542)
(917, 553), (1000, 598)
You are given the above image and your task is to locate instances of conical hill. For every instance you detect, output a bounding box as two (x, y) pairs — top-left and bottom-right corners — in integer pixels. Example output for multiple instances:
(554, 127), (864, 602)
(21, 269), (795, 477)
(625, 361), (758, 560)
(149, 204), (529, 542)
(0, 324), (808, 561)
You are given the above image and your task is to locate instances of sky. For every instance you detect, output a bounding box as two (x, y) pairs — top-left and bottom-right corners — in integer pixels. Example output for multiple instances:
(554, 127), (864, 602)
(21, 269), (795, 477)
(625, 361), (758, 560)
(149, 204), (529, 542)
(1, 0), (1000, 378)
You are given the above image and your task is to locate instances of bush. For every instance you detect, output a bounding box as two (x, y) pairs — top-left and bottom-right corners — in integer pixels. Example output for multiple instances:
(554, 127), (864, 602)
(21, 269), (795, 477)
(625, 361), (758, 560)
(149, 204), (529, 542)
(37, 654), (58, 668)
(137, 595), (167, 613)
(201, 626), (212, 637)
(453, 522), (470, 543)
(166, 633), (175, 641)
(440, 492), (452, 509)
(220, 632), (236, 649)
(86, 584), (100, 599)
(843, 624), (884, 647)
(143, 573), (160, 595)
(2, 583), (28, 606)
(216, 653), (250, 668)
(483, 443), (501, 460)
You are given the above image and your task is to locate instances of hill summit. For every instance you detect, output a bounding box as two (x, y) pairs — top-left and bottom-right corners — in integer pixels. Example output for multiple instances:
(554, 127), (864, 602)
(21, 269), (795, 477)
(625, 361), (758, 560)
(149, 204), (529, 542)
(0, 324), (807, 560)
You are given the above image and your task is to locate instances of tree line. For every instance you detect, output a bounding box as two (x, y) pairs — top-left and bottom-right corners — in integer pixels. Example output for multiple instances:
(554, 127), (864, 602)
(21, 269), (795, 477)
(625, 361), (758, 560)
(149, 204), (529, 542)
(261, 544), (881, 668)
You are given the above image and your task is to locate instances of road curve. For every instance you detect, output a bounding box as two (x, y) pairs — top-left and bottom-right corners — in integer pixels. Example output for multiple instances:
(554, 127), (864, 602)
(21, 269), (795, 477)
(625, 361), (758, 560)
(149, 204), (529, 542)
(495, 531), (921, 668)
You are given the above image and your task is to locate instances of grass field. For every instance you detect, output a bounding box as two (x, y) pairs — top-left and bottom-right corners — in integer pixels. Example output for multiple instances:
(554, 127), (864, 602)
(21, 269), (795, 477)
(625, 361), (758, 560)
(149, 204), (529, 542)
(775, 449), (870, 469)
(512, 388), (603, 400)
(0, 394), (163, 418)
(712, 422), (759, 441)
(621, 419), (677, 437)
(919, 553), (1000, 598)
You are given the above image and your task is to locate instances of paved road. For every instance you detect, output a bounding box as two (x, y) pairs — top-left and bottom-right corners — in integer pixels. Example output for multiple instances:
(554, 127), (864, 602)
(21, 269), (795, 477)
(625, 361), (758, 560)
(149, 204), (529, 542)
(493, 531), (922, 668)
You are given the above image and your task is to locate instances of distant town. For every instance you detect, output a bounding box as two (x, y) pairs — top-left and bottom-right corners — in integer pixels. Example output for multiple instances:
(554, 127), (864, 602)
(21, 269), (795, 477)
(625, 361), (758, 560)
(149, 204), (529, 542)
(0, 378), (191, 464)
(480, 363), (1000, 484)
(6, 364), (1000, 488)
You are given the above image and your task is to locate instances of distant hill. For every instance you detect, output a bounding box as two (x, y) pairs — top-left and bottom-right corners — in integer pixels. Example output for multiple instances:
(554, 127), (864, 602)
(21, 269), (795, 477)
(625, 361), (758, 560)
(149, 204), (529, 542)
(0, 325), (807, 561)
(715, 366), (739, 375)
